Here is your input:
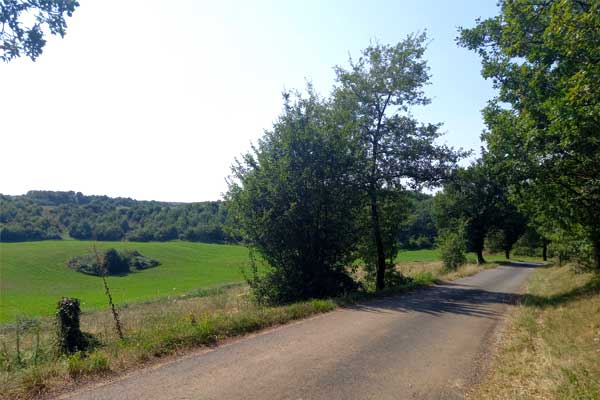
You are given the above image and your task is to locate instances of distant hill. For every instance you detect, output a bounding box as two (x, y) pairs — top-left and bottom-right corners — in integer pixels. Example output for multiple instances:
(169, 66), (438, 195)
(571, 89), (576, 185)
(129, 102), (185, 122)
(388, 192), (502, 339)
(0, 191), (230, 243)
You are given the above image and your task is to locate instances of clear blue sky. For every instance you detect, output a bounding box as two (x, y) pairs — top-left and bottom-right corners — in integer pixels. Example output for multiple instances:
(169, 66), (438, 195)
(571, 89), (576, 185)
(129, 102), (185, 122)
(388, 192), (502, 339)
(0, 0), (499, 202)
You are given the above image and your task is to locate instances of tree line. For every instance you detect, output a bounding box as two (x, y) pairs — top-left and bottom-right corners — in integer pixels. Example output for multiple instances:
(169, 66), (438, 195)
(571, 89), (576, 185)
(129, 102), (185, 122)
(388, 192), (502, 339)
(455, 0), (599, 270)
(0, 188), (437, 248)
(0, 191), (230, 243)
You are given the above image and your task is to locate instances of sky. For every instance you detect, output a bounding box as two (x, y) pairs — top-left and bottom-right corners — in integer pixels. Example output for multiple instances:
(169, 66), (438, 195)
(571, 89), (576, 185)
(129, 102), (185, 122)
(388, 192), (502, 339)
(0, 0), (499, 202)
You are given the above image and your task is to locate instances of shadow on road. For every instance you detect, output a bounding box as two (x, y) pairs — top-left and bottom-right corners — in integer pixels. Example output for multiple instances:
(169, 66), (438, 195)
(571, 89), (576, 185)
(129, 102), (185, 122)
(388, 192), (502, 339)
(346, 286), (519, 319)
(344, 263), (545, 319)
(345, 262), (598, 320)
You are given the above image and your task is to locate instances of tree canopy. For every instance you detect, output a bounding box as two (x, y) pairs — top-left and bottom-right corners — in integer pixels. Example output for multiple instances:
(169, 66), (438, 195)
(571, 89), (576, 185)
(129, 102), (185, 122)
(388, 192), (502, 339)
(459, 0), (600, 269)
(333, 33), (466, 289)
(1, 0), (79, 62)
(226, 90), (361, 303)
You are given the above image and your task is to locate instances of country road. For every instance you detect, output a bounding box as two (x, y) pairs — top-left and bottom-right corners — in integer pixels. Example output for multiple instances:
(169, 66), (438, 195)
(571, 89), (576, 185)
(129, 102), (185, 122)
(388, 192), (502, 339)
(59, 262), (538, 400)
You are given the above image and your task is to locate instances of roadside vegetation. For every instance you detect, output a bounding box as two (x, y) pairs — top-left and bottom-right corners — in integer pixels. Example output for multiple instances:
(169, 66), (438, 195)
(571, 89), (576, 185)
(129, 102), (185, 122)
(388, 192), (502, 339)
(470, 263), (600, 400)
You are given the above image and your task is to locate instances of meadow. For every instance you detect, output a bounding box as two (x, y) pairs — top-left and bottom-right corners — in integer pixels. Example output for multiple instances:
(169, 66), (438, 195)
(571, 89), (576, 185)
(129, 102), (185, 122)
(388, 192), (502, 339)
(0, 241), (252, 323)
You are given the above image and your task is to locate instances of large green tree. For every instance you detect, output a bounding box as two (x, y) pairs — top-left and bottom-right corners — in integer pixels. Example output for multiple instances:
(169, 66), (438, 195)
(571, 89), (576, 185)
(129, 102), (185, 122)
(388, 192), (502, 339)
(226, 90), (361, 303)
(333, 34), (465, 289)
(1, 0), (79, 62)
(459, 0), (600, 269)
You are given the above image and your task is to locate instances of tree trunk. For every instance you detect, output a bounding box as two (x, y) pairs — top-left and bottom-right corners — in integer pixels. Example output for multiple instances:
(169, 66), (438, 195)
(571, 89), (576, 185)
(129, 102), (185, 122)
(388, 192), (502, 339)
(370, 192), (386, 291)
(504, 249), (510, 260)
(542, 239), (548, 262)
(476, 248), (486, 265)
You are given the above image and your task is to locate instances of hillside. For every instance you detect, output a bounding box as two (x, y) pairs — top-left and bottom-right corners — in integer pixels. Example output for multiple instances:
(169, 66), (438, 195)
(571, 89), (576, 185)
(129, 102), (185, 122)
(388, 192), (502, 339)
(0, 191), (230, 243)
(0, 190), (437, 247)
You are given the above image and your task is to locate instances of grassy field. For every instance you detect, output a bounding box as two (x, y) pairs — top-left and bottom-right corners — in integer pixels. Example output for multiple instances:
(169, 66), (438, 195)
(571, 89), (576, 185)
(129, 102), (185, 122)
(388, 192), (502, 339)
(395, 248), (541, 264)
(0, 241), (252, 322)
(470, 264), (600, 399)
(0, 241), (539, 324)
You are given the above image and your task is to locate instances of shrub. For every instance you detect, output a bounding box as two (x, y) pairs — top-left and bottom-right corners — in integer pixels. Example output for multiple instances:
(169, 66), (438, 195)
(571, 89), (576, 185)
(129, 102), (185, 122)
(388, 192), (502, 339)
(55, 298), (88, 355)
(121, 250), (160, 270)
(438, 225), (467, 270)
(227, 91), (362, 304)
(67, 249), (159, 276)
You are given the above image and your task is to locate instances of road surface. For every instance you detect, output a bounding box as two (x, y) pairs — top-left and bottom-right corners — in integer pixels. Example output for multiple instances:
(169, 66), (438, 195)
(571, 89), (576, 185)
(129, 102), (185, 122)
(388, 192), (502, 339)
(59, 262), (537, 400)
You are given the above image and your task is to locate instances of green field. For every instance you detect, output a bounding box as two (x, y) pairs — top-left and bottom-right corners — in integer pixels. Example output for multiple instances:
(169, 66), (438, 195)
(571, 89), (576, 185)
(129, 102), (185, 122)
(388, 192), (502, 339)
(0, 241), (253, 323)
(0, 241), (539, 323)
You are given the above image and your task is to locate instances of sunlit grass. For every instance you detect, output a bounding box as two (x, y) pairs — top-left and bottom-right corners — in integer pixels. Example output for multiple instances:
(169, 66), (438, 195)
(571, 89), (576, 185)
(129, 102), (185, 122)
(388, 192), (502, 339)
(470, 264), (600, 400)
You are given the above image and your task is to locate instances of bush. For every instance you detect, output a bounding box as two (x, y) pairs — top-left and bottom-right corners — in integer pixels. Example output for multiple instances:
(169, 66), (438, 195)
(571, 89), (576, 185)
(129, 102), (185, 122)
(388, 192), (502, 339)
(248, 264), (358, 305)
(121, 250), (160, 270)
(438, 225), (467, 270)
(227, 91), (362, 304)
(67, 249), (159, 276)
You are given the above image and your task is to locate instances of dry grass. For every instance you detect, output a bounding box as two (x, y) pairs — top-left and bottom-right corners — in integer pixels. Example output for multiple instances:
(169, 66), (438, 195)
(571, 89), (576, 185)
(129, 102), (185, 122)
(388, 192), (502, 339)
(469, 264), (600, 400)
(0, 286), (335, 400)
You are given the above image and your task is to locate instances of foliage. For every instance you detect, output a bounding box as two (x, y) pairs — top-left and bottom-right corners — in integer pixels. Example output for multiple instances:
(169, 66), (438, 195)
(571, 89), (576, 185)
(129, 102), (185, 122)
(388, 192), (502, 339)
(0, 191), (230, 243)
(55, 298), (93, 355)
(433, 161), (505, 264)
(458, 0), (600, 268)
(333, 33), (466, 289)
(356, 189), (410, 286)
(227, 90), (361, 304)
(511, 227), (545, 257)
(0, 0), (79, 62)
(67, 248), (159, 276)
(397, 192), (437, 249)
(438, 223), (467, 270)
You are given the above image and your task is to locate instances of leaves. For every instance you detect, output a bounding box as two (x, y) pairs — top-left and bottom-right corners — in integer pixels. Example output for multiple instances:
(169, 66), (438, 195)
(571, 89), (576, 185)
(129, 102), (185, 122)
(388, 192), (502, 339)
(1, 0), (80, 62)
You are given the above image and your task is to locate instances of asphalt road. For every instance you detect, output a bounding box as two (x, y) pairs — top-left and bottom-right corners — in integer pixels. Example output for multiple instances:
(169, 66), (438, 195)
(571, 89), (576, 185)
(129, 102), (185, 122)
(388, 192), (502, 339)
(59, 262), (537, 400)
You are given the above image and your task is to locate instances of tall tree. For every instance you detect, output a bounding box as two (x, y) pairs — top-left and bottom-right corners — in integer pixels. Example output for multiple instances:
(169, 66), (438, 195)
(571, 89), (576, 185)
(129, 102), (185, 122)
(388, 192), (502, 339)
(459, 0), (600, 269)
(1, 0), (79, 62)
(333, 34), (465, 289)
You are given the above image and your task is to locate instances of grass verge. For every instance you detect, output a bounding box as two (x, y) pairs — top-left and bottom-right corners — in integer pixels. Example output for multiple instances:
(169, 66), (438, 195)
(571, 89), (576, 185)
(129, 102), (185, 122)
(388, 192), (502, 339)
(469, 264), (600, 400)
(0, 260), (495, 399)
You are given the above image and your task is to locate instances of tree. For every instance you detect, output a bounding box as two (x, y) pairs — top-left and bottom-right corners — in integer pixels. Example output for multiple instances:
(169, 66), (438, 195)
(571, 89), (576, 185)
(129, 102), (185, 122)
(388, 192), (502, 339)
(433, 161), (504, 264)
(333, 33), (465, 289)
(459, 0), (600, 269)
(102, 248), (129, 275)
(397, 192), (437, 250)
(355, 189), (410, 288)
(226, 89), (361, 303)
(495, 203), (527, 260)
(1, 0), (79, 62)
